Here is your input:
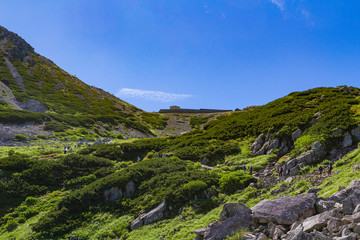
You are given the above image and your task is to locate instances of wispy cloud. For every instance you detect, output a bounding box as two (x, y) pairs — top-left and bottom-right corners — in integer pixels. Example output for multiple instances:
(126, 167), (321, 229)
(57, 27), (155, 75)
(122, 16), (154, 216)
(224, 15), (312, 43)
(116, 88), (192, 102)
(269, 0), (285, 11)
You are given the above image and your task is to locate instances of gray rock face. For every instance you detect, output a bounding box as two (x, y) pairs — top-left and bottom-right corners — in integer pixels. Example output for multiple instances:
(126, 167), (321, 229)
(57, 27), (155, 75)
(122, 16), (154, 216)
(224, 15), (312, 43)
(104, 187), (122, 202)
(316, 199), (337, 213)
(219, 202), (252, 221)
(251, 134), (265, 153)
(286, 141), (326, 175)
(351, 127), (360, 141)
(194, 202), (253, 240)
(330, 180), (360, 215)
(291, 129), (302, 142)
(250, 133), (291, 157)
(343, 133), (353, 148)
(252, 194), (317, 225)
(126, 181), (136, 197)
(295, 210), (341, 232)
(285, 229), (312, 240)
(130, 200), (166, 230)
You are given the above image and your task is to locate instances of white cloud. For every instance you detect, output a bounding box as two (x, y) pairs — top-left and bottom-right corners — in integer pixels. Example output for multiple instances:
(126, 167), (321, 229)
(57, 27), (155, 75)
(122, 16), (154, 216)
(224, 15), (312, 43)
(116, 88), (192, 102)
(269, 0), (285, 11)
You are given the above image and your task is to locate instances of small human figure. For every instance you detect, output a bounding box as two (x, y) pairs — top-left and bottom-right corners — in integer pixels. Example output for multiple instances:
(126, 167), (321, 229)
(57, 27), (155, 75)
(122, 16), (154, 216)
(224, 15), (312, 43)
(279, 166), (284, 176)
(318, 166), (323, 176)
(328, 164), (333, 176)
(165, 153), (168, 157)
(137, 156), (141, 162)
(64, 148), (67, 154)
(243, 165), (247, 171)
(286, 168), (290, 177)
(249, 165), (253, 175)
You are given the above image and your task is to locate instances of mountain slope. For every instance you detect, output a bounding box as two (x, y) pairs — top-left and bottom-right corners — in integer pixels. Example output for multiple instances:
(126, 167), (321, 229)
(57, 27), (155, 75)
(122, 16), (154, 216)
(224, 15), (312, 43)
(0, 25), (158, 141)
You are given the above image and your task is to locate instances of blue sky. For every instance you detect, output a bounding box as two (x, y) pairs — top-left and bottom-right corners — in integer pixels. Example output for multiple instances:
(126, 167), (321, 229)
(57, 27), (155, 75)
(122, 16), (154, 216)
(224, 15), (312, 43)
(0, 0), (360, 112)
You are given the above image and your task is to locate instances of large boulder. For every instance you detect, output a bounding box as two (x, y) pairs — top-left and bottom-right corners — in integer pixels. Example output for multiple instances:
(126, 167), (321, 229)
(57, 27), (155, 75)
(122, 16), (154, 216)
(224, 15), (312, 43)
(130, 200), (166, 230)
(330, 180), (360, 214)
(342, 133), (353, 148)
(219, 202), (252, 221)
(126, 181), (136, 197)
(194, 202), (253, 240)
(285, 229), (312, 240)
(294, 210), (342, 232)
(251, 134), (266, 153)
(252, 194), (317, 225)
(351, 127), (360, 141)
(291, 129), (302, 142)
(103, 187), (122, 201)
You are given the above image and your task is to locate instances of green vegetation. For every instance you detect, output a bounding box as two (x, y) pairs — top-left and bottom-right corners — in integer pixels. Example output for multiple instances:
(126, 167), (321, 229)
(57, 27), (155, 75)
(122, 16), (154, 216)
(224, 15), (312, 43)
(190, 116), (210, 128)
(1, 85), (360, 239)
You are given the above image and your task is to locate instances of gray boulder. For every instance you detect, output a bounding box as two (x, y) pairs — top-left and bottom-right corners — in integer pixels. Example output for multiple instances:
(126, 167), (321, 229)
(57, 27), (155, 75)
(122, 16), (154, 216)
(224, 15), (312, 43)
(103, 187), (122, 201)
(330, 180), (360, 214)
(351, 127), (360, 141)
(130, 200), (166, 230)
(126, 181), (136, 197)
(295, 210), (340, 232)
(285, 229), (313, 240)
(252, 194), (317, 225)
(219, 202), (252, 221)
(194, 202), (253, 240)
(312, 229), (332, 240)
(291, 129), (302, 142)
(251, 134), (265, 153)
(342, 133), (353, 148)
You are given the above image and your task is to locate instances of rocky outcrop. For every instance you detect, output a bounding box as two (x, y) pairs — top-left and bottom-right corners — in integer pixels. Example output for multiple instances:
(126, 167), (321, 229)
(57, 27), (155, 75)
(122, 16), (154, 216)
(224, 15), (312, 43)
(126, 181), (136, 197)
(252, 193), (317, 225)
(250, 134), (291, 157)
(286, 141), (326, 175)
(131, 200), (167, 230)
(104, 187), (122, 202)
(194, 202), (253, 240)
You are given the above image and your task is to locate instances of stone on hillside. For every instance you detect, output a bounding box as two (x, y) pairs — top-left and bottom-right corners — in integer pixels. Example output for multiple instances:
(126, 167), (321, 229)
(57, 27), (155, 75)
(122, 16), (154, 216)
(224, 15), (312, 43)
(194, 202), (253, 240)
(126, 181), (136, 197)
(342, 189), (360, 214)
(311, 141), (326, 159)
(307, 188), (320, 194)
(312, 230), (332, 240)
(343, 133), (353, 148)
(353, 204), (360, 214)
(219, 202), (252, 221)
(104, 187), (122, 201)
(269, 224), (285, 240)
(291, 129), (302, 142)
(352, 224), (360, 235)
(351, 127), (360, 141)
(334, 234), (357, 240)
(285, 229), (313, 240)
(251, 134), (266, 153)
(295, 210), (341, 233)
(130, 200), (166, 230)
(315, 199), (337, 213)
(327, 217), (346, 233)
(256, 233), (268, 240)
(251, 194), (317, 225)
(329, 180), (360, 203)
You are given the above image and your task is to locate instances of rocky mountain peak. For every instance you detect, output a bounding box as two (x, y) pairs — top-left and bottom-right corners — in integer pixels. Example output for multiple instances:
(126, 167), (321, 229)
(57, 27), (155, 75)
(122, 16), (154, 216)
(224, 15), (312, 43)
(0, 25), (34, 62)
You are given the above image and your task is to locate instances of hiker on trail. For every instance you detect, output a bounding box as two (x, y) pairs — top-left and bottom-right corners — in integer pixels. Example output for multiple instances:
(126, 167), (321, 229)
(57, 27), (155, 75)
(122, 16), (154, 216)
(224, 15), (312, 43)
(243, 165), (246, 171)
(328, 164), (333, 176)
(279, 166), (284, 176)
(64, 148), (67, 154)
(249, 165), (253, 175)
(137, 156), (141, 162)
(319, 166), (323, 176)
(286, 168), (290, 177)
